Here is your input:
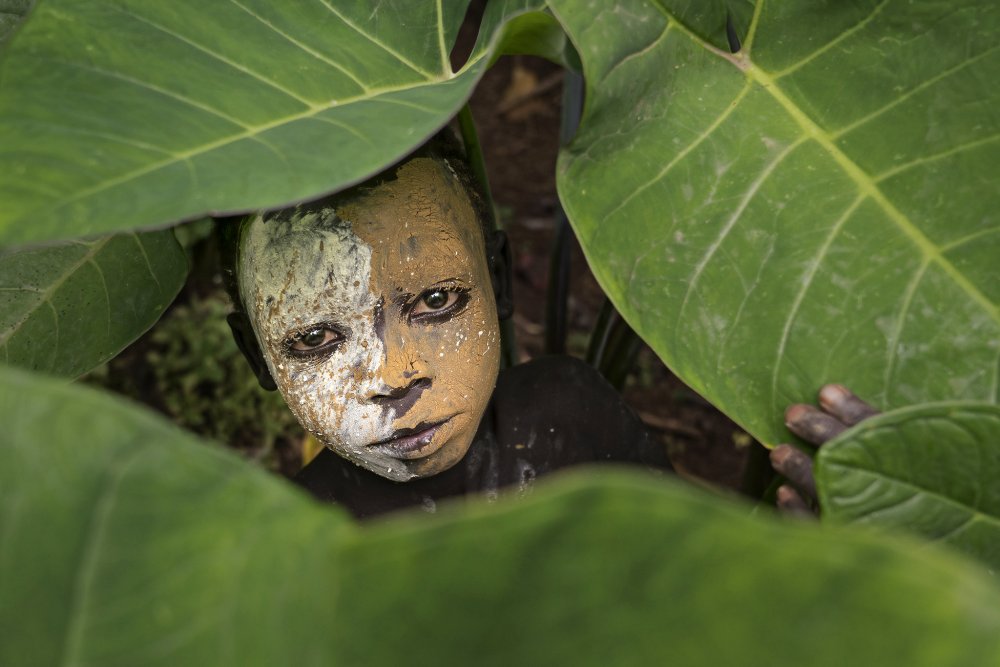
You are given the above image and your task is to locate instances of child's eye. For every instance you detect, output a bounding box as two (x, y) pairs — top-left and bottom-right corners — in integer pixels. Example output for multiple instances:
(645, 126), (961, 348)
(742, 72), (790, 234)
(411, 287), (468, 321)
(417, 289), (452, 312)
(285, 326), (342, 356)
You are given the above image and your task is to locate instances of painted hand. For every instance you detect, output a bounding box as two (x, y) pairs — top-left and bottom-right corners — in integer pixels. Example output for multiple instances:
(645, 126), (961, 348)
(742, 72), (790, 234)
(770, 384), (879, 517)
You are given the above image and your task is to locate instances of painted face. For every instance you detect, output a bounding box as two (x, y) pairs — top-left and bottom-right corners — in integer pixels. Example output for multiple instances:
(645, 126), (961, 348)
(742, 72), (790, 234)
(238, 158), (501, 481)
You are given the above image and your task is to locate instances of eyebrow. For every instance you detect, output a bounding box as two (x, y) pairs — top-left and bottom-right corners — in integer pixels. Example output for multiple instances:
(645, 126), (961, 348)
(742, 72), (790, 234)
(391, 292), (415, 309)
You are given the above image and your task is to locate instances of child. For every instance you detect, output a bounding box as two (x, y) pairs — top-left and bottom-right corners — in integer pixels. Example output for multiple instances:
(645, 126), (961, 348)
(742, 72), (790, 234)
(220, 132), (670, 517)
(221, 131), (868, 518)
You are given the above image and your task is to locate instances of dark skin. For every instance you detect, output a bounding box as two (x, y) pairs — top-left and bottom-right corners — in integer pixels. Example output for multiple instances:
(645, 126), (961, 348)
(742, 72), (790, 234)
(772, 384), (880, 517)
(232, 236), (877, 519)
(224, 135), (877, 518)
(294, 354), (671, 518)
(229, 222), (673, 519)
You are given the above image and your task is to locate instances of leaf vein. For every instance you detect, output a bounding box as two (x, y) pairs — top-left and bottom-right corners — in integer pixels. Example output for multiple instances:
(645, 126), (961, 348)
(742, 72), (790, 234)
(314, 0), (437, 78)
(87, 258), (112, 338)
(881, 260), (930, 404)
(11, 122), (175, 157)
(226, 0), (369, 93)
(13, 79), (451, 231)
(773, 0), (890, 79)
(46, 299), (59, 372)
(602, 82), (753, 223)
(309, 115), (371, 144)
(53, 59), (249, 131)
(601, 22), (672, 83)
(832, 43), (1000, 139)
(677, 138), (804, 352)
(436, 0), (449, 74)
(829, 462), (1000, 530)
(743, 0), (766, 53)
(769, 195), (865, 423)
(111, 6), (316, 107)
(130, 233), (162, 291)
(59, 448), (145, 666)
(0, 238), (113, 347)
(875, 132), (1000, 182)
(748, 64), (1000, 327)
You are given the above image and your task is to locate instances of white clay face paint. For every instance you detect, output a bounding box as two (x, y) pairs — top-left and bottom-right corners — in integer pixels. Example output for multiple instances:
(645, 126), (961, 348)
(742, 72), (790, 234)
(240, 211), (414, 480)
(238, 157), (502, 481)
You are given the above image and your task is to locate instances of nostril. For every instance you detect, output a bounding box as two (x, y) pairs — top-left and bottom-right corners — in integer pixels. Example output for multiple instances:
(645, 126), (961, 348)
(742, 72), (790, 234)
(371, 377), (431, 404)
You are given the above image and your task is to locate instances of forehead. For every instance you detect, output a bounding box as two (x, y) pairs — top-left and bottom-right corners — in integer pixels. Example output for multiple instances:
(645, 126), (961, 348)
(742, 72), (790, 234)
(337, 156), (484, 251)
(237, 157), (487, 309)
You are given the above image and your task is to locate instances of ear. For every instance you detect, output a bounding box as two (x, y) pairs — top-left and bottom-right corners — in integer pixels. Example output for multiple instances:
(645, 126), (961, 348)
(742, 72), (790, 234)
(227, 312), (278, 391)
(487, 230), (514, 320)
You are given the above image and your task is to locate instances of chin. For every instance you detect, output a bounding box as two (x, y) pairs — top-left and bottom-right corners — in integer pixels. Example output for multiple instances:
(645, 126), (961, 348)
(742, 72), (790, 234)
(355, 456), (418, 483)
(403, 434), (474, 479)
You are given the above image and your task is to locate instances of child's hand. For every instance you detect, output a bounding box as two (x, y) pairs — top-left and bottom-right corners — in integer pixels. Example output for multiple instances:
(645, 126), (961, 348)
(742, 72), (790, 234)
(770, 385), (879, 517)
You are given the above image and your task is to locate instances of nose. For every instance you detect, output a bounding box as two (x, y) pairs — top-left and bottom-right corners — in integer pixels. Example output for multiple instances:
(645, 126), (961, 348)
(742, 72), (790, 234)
(369, 377), (431, 414)
(370, 317), (431, 415)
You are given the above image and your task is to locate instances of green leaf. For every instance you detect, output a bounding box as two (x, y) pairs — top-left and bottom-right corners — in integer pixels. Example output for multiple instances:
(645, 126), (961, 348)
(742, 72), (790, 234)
(0, 0), (32, 42)
(0, 0), (553, 247)
(551, 0), (1000, 445)
(4, 365), (1000, 666)
(817, 401), (1000, 572)
(0, 231), (187, 377)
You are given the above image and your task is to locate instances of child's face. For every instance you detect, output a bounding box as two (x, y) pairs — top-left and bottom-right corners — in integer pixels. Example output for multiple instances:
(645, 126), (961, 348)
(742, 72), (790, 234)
(239, 158), (501, 481)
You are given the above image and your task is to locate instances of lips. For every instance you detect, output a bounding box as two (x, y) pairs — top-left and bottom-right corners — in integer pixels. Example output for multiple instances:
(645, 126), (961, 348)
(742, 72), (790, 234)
(368, 418), (450, 460)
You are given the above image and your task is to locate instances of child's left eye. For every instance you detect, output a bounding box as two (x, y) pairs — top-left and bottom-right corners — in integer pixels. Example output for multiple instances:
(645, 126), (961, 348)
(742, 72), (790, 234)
(411, 287), (468, 320)
(419, 289), (450, 311)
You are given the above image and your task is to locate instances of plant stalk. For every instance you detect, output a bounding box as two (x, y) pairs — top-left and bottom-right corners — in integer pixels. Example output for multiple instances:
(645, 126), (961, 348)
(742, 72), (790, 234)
(457, 104), (518, 369)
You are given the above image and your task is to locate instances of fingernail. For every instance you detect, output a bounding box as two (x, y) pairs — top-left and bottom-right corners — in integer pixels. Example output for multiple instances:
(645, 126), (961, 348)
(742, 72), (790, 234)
(784, 403), (810, 426)
(770, 444), (792, 467)
(819, 383), (849, 408)
(776, 485), (797, 504)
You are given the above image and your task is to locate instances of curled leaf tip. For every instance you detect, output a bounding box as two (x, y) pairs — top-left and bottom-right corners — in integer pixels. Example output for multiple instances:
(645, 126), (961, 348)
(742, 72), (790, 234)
(726, 12), (742, 53)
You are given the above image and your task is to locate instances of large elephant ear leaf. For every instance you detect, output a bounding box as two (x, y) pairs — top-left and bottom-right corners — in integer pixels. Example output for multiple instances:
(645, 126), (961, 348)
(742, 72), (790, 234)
(0, 0), (32, 42)
(0, 230), (187, 378)
(0, 0), (550, 246)
(550, 0), (1000, 445)
(4, 364), (1000, 665)
(817, 401), (1000, 572)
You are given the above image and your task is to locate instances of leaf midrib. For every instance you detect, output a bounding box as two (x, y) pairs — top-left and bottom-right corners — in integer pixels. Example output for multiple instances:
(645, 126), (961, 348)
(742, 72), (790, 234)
(651, 2), (999, 327)
(1, 5), (490, 237)
(1, 77), (448, 235)
(745, 63), (999, 326)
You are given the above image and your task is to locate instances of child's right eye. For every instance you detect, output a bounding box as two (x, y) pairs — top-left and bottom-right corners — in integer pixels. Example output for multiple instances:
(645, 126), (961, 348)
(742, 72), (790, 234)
(285, 326), (343, 357)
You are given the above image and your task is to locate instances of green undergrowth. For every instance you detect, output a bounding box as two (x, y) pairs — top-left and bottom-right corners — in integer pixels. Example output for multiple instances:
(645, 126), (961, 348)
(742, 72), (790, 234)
(83, 278), (304, 473)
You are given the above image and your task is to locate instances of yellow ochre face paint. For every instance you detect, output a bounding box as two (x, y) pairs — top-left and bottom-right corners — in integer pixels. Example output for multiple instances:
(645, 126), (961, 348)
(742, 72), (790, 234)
(239, 158), (501, 480)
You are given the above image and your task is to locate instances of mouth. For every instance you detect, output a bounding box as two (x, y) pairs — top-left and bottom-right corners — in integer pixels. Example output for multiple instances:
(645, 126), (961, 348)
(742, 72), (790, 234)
(367, 418), (451, 460)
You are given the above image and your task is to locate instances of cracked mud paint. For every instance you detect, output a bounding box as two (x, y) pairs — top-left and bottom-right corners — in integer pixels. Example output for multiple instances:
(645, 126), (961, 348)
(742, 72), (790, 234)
(239, 158), (501, 481)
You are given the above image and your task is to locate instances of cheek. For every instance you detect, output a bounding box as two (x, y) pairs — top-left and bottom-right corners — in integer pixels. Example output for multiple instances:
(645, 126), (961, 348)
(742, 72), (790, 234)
(422, 300), (501, 400)
(270, 340), (391, 446)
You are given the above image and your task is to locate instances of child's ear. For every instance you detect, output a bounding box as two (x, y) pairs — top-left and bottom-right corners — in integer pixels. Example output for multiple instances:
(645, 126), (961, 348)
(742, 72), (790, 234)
(487, 230), (514, 320)
(226, 312), (278, 391)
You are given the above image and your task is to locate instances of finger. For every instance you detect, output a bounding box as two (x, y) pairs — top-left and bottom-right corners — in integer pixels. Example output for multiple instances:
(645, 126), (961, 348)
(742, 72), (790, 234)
(776, 484), (815, 519)
(785, 403), (847, 445)
(818, 383), (879, 426)
(770, 444), (817, 501)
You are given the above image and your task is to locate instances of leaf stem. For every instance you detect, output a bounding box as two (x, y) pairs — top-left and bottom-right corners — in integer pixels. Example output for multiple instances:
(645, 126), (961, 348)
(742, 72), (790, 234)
(457, 103), (518, 368)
